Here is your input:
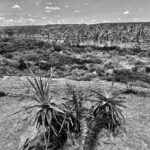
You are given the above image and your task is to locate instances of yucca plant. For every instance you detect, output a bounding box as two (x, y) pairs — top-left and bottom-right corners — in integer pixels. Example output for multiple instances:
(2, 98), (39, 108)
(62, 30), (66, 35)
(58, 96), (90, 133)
(5, 68), (80, 150)
(83, 83), (126, 150)
(63, 84), (86, 120)
(90, 83), (126, 132)
(23, 73), (81, 150)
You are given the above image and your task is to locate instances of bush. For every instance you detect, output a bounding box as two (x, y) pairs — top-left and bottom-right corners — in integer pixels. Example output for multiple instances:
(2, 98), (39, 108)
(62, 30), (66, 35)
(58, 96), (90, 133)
(0, 91), (6, 97)
(17, 58), (27, 70)
(53, 44), (63, 52)
(24, 53), (39, 62)
(104, 61), (115, 69)
(3, 53), (13, 59)
(113, 69), (136, 90)
(71, 68), (86, 79)
(134, 60), (145, 66)
(145, 65), (150, 73)
(113, 68), (150, 88)
(37, 60), (51, 71)
(96, 67), (105, 76)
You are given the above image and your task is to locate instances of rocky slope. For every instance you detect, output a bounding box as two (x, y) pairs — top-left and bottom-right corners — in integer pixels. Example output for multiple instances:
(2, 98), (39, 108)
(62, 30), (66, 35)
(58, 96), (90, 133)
(1, 22), (150, 50)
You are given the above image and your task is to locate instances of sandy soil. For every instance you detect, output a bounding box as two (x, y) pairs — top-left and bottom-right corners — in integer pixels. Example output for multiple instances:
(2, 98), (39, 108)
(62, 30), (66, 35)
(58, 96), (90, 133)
(0, 76), (150, 150)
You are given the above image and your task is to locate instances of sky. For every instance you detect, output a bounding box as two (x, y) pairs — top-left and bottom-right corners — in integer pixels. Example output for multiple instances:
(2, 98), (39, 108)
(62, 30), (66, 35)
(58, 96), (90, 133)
(0, 0), (150, 26)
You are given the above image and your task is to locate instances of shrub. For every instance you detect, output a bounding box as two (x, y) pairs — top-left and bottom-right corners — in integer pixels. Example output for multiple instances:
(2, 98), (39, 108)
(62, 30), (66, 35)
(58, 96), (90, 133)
(17, 58), (27, 70)
(96, 67), (105, 76)
(24, 53), (39, 62)
(113, 69), (136, 90)
(145, 65), (150, 73)
(132, 66), (139, 72)
(104, 61), (115, 69)
(37, 60), (51, 71)
(0, 91), (6, 97)
(70, 64), (87, 71)
(3, 53), (13, 59)
(113, 69), (150, 87)
(53, 44), (63, 52)
(2, 37), (12, 42)
(71, 68), (86, 79)
(134, 60), (145, 66)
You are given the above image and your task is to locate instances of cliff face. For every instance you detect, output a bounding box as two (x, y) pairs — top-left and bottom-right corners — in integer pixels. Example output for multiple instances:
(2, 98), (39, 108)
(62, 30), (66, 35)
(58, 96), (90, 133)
(1, 22), (150, 50)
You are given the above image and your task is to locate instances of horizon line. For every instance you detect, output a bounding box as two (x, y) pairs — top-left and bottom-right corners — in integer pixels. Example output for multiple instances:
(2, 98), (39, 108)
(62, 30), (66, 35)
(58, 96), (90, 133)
(1, 21), (150, 27)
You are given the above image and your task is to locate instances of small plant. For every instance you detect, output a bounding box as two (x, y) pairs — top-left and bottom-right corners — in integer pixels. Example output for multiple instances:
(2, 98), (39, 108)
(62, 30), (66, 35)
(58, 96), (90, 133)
(64, 84), (86, 121)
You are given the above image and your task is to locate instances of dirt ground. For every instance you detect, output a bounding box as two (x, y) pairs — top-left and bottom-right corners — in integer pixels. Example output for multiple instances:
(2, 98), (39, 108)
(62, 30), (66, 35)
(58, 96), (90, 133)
(0, 76), (150, 150)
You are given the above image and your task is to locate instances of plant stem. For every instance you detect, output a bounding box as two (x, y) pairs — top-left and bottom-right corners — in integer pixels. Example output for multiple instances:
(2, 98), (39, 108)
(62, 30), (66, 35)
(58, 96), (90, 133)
(83, 117), (102, 150)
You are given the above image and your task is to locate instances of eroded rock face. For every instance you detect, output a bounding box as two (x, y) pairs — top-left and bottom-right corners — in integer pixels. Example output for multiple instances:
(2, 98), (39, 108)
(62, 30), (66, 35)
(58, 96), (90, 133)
(1, 22), (150, 50)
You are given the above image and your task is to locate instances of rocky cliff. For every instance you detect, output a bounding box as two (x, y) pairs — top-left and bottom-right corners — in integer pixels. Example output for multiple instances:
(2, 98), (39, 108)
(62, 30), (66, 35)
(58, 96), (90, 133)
(1, 22), (150, 50)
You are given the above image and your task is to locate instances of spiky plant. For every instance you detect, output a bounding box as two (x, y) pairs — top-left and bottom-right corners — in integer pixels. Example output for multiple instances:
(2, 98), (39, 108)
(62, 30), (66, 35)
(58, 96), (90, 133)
(90, 83), (126, 131)
(83, 83), (126, 150)
(63, 85), (85, 120)
(5, 69), (80, 150)
(24, 74), (80, 149)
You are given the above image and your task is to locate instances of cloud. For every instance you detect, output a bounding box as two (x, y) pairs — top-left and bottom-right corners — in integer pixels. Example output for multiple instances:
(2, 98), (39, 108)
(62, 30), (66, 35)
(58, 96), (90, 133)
(48, 19), (55, 24)
(36, 2), (40, 5)
(91, 19), (98, 24)
(57, 19), (65, 24)
(117, 18), (122, 21)
(0, 17), (5, 20)
(74, 10), (80, 13)
(4, 19), (14, 23)
(45, 2), (52, 5)
(45, 6), (60, 10)
(102, 20), (112, 23)
(35, 0), (42, 5)
(28, 14), (32, 17)
(29, 18), (35, 22)
(123, 10), (130, 15)
(133, 18), (139, 21)
(64, 5), (69, 8)
(12, 4), (21, 9)
(84, 3), (89, 6)
(45, 10), (51, 13)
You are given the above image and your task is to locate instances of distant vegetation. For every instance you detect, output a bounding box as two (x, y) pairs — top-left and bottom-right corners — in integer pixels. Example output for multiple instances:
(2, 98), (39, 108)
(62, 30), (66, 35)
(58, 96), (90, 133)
(0, 22), (150, 86)
(0, 35), (150, 88)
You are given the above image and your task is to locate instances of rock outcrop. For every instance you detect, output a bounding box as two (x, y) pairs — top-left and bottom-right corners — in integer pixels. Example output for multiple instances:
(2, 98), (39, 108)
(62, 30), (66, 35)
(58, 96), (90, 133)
(0, 22), (150, 50)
